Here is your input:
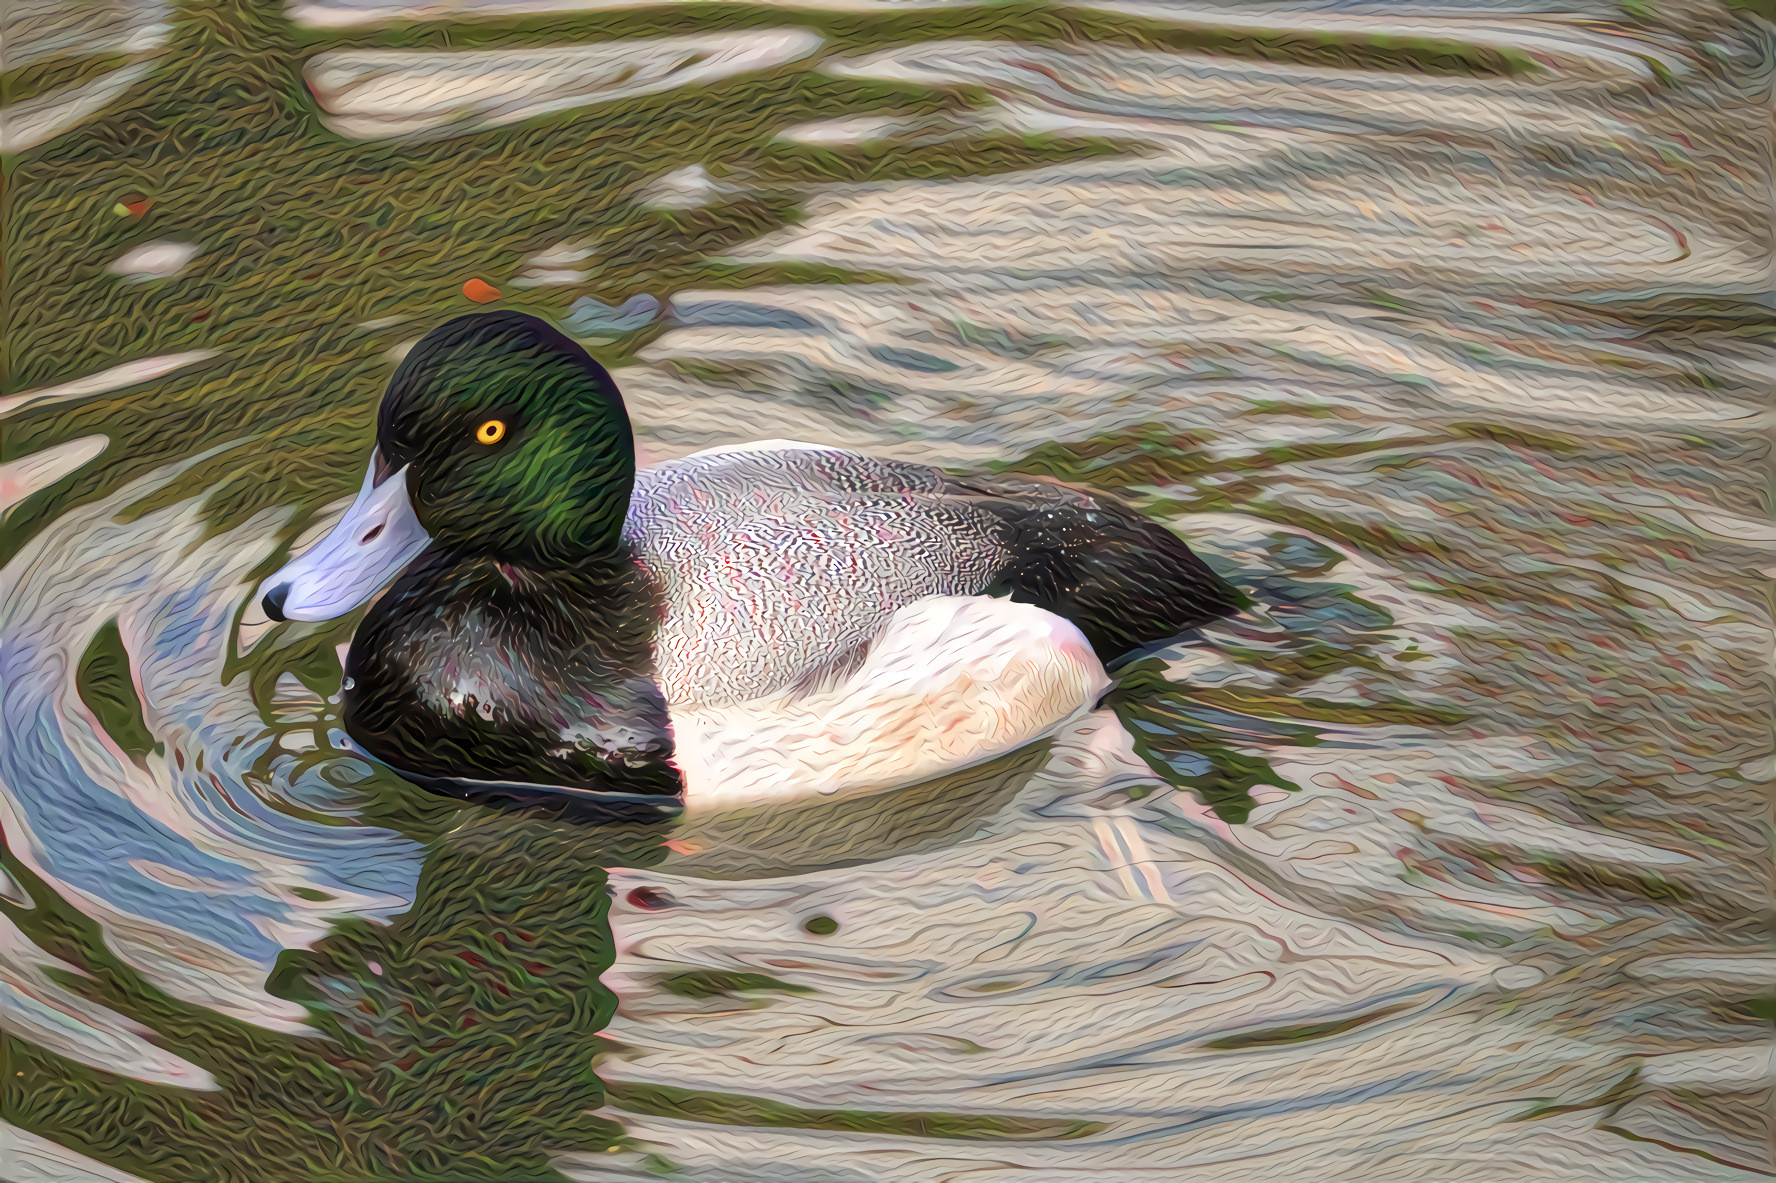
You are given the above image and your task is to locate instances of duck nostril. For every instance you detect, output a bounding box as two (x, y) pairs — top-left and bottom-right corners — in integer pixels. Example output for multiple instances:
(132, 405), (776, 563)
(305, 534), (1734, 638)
(360, 523), (384, 544)
(625, 886), (675, 910)
(262, 583), (290, 622)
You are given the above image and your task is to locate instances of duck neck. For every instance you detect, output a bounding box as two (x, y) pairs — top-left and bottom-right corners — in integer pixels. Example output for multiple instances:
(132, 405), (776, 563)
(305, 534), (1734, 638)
(494, 515), (632, 571)
(395, 542), (661, 669)
(527, 439), (636, 568)
(342, 540), (675, 798)
(462, 543), (649, 618)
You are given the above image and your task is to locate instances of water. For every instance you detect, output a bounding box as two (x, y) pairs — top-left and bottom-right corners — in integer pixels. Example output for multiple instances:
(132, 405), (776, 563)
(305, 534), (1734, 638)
(3, 0), (1772, 1178)
(2, 456), (420, 1041)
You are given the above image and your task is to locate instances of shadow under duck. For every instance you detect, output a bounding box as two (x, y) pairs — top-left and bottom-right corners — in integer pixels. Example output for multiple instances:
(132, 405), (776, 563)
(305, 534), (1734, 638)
(257, 312), (1241, 821)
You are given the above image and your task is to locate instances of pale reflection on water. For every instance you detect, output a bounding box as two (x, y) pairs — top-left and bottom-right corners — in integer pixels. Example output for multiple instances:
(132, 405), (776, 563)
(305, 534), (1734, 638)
(3, 0), (1773, 1176)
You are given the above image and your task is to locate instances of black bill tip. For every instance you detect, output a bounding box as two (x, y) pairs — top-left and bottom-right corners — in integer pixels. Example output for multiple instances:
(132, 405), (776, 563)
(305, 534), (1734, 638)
(262, 583), (290, 622)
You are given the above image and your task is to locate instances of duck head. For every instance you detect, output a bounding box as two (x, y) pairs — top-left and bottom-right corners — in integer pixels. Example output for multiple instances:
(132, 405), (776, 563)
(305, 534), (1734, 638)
(259, 311), (635, 621)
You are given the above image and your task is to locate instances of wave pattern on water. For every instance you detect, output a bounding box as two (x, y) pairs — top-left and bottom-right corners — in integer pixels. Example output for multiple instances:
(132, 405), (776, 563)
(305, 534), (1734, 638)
(586, 4), (1774, 1179)
(2, 0), (1771, 1178)
(1, 456), (421, 1049)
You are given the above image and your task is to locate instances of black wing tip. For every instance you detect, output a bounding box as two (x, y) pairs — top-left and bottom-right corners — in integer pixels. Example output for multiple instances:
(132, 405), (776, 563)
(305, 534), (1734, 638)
(957, 472), (1245, 660)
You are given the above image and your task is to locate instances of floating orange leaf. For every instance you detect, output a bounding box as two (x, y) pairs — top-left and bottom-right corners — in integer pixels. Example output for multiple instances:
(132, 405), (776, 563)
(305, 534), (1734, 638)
(462, 278), (501, 303)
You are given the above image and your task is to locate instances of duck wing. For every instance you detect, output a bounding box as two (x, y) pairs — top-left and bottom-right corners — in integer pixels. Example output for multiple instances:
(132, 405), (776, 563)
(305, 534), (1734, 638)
(626, 443), (1013, 708)
(937, 470), (1245, 661)
(626, 442), (1242, 708)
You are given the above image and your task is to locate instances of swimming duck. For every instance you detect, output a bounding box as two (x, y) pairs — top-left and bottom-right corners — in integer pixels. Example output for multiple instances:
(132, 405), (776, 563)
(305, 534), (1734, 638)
(257, 311), (1240, 818)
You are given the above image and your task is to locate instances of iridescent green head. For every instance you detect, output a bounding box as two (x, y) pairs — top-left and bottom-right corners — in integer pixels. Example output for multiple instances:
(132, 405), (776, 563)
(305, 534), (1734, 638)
(257, 311), (635, 622)
(379, 311), (635, 565)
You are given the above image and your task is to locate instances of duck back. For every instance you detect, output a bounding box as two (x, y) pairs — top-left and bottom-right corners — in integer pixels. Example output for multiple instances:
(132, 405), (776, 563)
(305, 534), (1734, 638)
(626, 446), (1014, 708)
(625, 444), (1242, 708)
(340, 546), (680, 798)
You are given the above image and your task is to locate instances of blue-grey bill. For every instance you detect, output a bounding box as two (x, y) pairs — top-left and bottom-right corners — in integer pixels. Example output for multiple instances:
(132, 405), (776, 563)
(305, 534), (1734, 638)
(257, 453), (430, 622)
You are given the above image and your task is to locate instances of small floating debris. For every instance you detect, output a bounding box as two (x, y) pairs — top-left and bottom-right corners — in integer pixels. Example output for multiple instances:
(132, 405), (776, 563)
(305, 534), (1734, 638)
(108, 240), (200, 281)
(462, 277), (501, 304)
(563, 293), (661, 338)
(112, 194), (151, 219)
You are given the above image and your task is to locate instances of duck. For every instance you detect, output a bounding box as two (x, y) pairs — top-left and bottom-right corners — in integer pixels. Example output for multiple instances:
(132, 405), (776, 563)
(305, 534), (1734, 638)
(256, 311), (1241, 819)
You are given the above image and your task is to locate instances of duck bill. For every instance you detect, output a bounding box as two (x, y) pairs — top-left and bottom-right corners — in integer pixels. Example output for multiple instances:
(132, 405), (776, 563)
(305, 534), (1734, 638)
(258, 452), (431, 622)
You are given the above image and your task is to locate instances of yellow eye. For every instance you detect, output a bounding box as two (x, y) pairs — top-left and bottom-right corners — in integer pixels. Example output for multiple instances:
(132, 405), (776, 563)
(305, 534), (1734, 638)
(475, 419), (506, 445)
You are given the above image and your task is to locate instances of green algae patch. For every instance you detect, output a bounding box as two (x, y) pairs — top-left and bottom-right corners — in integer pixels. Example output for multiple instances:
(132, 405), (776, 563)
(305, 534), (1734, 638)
(75, 621), (163, 765)
(605, 1080), (1105, 1140)
(1204, 1002), (1415, 1050)
(1, 53), (138, 105)
(657, 970), (813, 999)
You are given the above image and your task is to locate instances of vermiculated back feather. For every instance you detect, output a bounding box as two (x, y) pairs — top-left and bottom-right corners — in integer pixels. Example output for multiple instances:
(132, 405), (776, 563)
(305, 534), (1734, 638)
(626, 446), (1013, 708)
(625, 445), (1240, 706)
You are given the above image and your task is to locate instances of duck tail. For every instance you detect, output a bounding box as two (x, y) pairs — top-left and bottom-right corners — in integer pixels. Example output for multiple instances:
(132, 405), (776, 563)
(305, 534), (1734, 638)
(958, 473), (1245, 663)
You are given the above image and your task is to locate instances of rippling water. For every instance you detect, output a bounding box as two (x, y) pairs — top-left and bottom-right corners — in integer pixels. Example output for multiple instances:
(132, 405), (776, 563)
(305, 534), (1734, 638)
(3, 0), (1772, 1178)
(3, 457), (420, 1044)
